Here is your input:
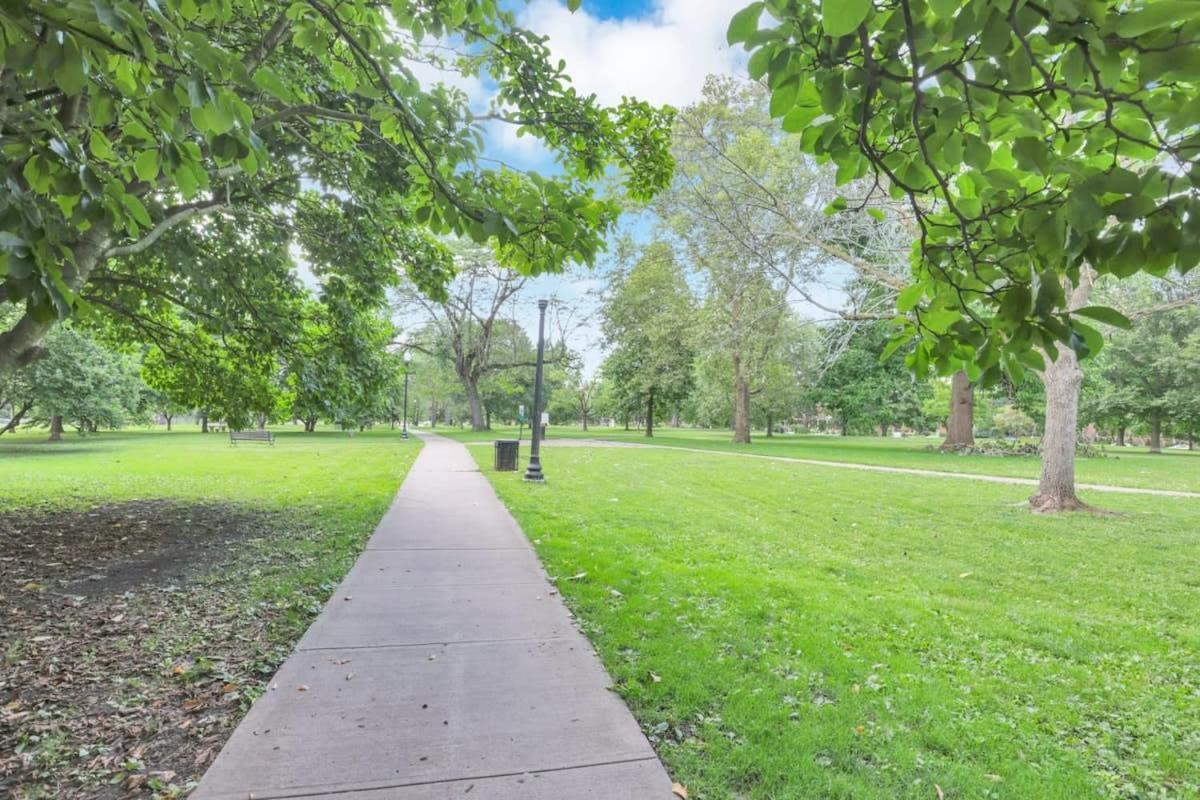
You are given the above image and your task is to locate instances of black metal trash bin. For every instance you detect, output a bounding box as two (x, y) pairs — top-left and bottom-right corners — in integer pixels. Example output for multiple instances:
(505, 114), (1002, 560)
(493, 439), (520, 471)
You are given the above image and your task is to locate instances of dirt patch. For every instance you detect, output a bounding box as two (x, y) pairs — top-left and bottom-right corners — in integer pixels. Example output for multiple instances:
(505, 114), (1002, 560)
(1, 502), (309, 799)
(3, 501), (277, 600)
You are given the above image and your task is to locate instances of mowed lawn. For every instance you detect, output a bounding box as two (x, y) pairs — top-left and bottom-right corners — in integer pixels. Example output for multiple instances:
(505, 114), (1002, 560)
(469, 444), (1200, 799)
(448, 424), (1200, 493)
(0, 427), (418, 610)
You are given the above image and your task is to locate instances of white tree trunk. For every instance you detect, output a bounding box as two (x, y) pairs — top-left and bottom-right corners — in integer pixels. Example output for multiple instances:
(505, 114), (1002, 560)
(1030, 267), (1094, 512)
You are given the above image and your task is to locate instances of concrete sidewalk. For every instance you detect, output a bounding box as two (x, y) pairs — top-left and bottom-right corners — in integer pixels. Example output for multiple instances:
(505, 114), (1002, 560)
(192, 433), (673, 799)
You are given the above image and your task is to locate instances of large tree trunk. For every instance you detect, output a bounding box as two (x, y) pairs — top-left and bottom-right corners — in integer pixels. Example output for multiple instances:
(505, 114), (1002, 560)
(732, 353), (751, 444)
(200, 412), (209, 433)
(766, 415), (774, 437)
(165, 414), (173, 431)
(880, 421), (889, 437)
(1030, 268), (1094, 513)
(645, 390), (654, 438)
(581, 413), (589, 431)
(1116, 425), (1126, 447)
(941, 370), (975, 448)
(48, 414), (64, 442)
(1149, 415), (1163, 453)
(464, 378), (486, 431)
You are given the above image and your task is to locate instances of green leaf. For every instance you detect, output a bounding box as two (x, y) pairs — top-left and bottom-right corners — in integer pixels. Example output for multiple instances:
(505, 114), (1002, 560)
(134, 149), (160, 183)
(1074, 305), (1132, 330)
(727, 2), (764, 45)
(567, 0), (582, 10)
(963, 135), (991, 170)
(781, 104), (821, 132)
(822, 0), (871, 37)
(252, 67), (293, 102)
(998, 285), (1031, 324)
(1112, 2), (1200, 38)
(896, 283), (924, 312)
(22, 154), (52, 194)
(930, 0), (958, 18)
(121, 193), (152, 228)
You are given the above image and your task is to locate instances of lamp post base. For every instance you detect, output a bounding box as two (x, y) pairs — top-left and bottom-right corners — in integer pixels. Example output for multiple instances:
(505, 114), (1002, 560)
(523, 460), (545, 482)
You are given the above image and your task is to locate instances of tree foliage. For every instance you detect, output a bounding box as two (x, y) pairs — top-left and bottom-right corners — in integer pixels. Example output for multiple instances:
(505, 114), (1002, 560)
(732, 0), (1200, 383)
(811, 320), (931, 434)
(0, 0), (674, 370)
(600, 242), (696, 436)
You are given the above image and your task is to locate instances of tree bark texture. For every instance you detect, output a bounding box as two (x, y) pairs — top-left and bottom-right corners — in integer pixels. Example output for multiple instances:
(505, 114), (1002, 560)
(941, 370), (975, 448)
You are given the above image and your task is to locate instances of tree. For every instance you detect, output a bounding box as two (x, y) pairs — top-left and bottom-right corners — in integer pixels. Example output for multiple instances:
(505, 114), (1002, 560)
(288, 296), (396, 432)
(18, 325), (144, 439)
(733, 0), (1200, 509)
(942, 371), (975, 448)
(660, 76), (912, 442)
(1102, 305), (1200, 452)
(601, 243), (696, 437)
(399, 249), (559, 431)
(733, 0), (1199, 375)
(550, 367), (598, 431)
(0, 1), (674, 371)
(142, 327), (280, 431)
(811, 321), (930, 436)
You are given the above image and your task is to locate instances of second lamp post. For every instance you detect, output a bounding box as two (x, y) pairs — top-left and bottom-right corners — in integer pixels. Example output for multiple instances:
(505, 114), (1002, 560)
(523, 299), (548, 482)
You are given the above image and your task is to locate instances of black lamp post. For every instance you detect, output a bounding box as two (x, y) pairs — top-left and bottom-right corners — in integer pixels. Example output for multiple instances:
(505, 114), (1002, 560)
(524, 299), (549, 482)
(401, 350), (412, 439)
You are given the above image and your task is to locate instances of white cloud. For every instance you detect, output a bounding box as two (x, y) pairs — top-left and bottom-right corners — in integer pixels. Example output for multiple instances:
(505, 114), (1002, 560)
(517, 0), (748, 108)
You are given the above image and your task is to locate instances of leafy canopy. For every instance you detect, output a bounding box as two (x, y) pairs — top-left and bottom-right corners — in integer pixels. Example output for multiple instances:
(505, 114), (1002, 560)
(729, 0), (1200, 384)
(0, 0), (674, 367)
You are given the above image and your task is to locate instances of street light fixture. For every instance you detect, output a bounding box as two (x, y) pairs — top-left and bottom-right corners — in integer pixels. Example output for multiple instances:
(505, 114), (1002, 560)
(524, 299), (549, 482)
(402, 349), (412, 439)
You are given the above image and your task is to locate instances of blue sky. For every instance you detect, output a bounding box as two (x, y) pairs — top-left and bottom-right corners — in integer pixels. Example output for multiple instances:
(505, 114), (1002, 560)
(578, 0), (654, 19)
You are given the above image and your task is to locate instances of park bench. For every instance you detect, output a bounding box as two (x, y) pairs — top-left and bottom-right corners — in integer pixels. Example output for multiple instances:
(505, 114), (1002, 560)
(229, 429), (275, 446)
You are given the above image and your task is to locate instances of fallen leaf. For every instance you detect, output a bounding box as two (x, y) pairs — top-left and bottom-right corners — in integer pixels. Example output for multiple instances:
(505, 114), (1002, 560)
(935, 784), (945, 800)
(297, 685), (309, 692)
(959, 571), (974, 579)
(671, 783), (688, 798)
(649, 672), (662, 683)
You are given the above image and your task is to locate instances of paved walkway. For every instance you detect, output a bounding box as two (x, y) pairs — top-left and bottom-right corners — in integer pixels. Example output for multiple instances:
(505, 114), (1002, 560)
(192, 433), (673, 799)
(486, 438), (1200, 499)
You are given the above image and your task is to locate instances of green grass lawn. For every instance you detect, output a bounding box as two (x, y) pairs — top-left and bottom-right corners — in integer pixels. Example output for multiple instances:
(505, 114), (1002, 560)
(0, 427), (418, 611)
(441, 424), (1200, 493)
(470, 444), (1200, 799)
(1, 427), (418, 797)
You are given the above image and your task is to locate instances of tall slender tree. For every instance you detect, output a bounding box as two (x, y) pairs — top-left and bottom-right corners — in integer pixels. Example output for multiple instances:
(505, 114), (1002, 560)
(600, 243), (696, 438)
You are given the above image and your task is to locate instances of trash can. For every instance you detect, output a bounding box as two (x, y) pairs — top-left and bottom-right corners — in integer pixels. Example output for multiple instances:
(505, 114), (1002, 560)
(493, 439), (520, 471)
